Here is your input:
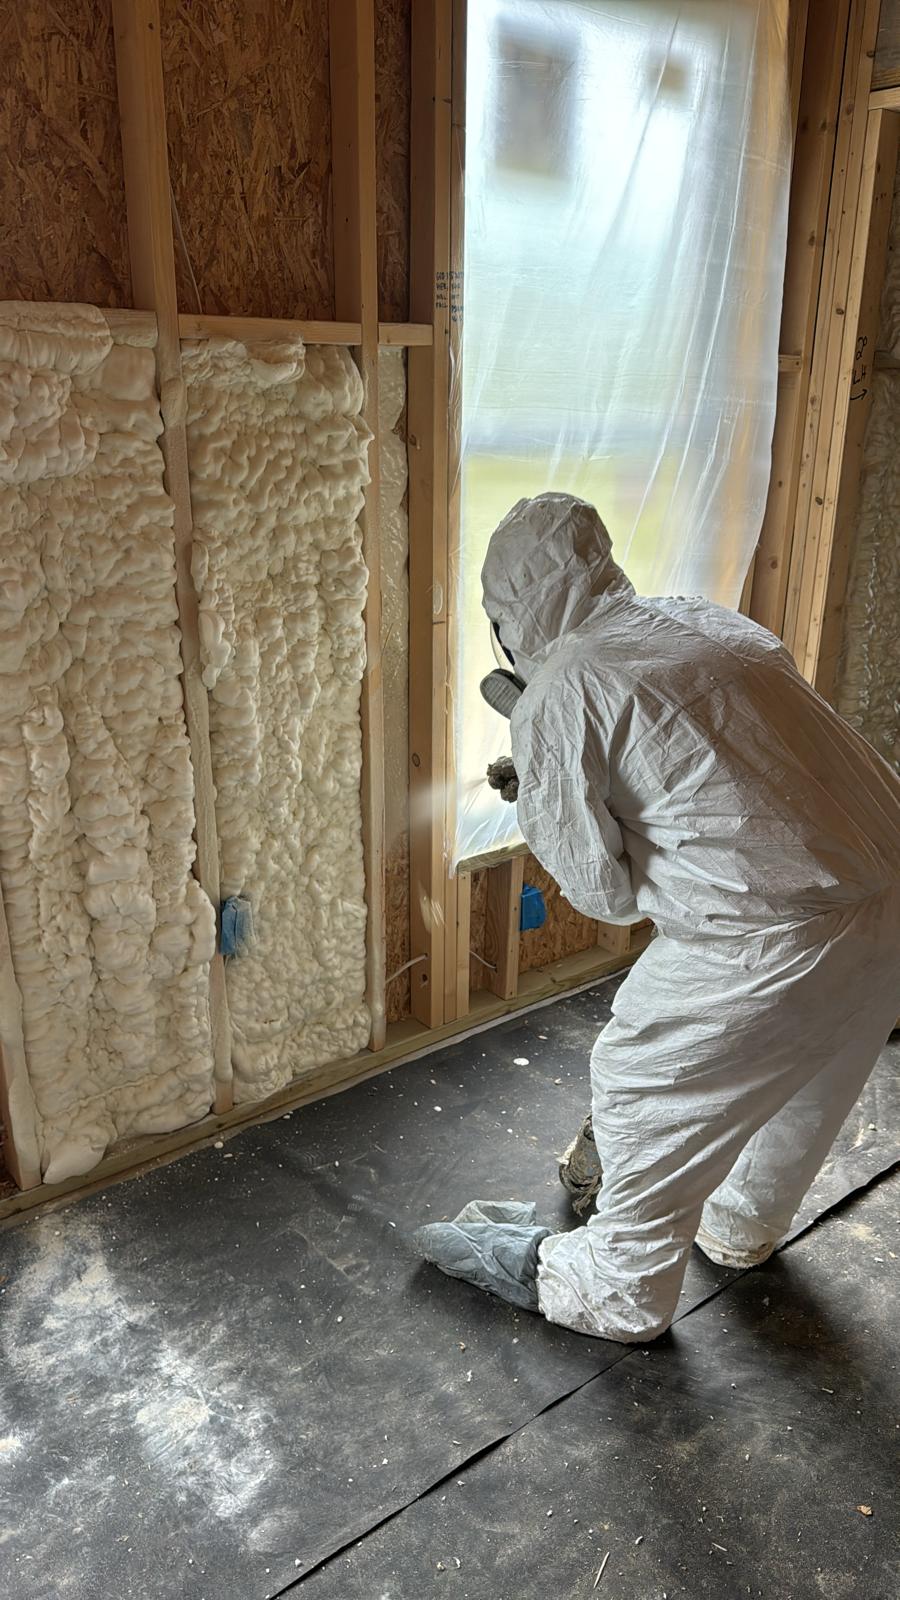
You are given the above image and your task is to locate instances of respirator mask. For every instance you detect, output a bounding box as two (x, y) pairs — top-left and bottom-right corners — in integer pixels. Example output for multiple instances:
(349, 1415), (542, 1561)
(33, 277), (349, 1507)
(480, 622), (525, 720)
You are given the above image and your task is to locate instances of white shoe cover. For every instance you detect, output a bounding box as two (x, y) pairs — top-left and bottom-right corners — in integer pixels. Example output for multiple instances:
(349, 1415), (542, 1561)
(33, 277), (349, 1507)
(694, 1222), (777, 1270)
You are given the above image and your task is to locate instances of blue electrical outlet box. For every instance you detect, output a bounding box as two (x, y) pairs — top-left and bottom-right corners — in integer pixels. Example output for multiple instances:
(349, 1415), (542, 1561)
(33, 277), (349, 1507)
(520, 883), (546, 932)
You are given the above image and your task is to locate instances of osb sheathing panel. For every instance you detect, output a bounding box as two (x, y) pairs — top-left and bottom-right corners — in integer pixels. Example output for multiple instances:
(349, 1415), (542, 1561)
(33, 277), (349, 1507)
(874, 0), (900, 89)
(160, 0), (334, 319)
(375, 0), (410, 322)
(518, 857), (598, 975)
(468, 869), (488, 991)
(385, 838), (410, 1022)
(0, 2), (130, 306)
(467, 855), (598, 990)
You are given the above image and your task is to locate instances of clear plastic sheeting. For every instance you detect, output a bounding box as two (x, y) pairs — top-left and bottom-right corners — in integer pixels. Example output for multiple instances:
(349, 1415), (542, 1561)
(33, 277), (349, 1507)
(452, 0), (791, 867)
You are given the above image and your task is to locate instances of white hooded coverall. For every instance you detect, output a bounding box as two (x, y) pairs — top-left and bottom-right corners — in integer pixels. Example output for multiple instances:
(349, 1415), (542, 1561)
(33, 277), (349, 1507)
(482, 493), (900, 1344)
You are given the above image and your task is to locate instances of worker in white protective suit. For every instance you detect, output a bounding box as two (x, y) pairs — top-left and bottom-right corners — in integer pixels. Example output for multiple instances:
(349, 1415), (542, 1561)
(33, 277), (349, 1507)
(414, 493), (900, 1343)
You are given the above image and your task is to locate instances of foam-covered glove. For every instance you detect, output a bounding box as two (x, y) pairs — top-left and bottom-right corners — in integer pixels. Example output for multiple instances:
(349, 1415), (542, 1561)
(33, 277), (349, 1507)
(558, 1113), (603, 1215)
(486, 757), (519, 803)
(413, 1199), (549, 1310)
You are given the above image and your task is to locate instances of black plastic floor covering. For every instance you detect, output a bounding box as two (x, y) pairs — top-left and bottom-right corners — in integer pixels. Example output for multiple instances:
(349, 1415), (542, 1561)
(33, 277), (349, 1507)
(0, 979), (897, 1600)
(301, 1170), (900, 1600)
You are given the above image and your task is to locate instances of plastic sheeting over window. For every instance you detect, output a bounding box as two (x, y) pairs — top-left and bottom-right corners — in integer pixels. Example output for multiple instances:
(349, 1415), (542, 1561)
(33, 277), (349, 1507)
(452, 0), (791, 867)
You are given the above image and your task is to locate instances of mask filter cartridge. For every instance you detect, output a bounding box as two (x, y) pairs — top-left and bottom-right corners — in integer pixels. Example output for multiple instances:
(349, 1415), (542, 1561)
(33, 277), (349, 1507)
(480, 669), (524, 719)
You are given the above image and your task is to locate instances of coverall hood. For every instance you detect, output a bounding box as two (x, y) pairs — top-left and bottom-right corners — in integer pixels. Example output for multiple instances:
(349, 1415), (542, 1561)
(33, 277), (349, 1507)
(481, 493), (632, 681)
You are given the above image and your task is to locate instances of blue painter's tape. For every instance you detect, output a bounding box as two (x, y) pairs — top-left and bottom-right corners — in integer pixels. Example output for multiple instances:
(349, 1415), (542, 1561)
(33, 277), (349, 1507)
(221, 895), (254, 957)
(520, 883), (546, 932)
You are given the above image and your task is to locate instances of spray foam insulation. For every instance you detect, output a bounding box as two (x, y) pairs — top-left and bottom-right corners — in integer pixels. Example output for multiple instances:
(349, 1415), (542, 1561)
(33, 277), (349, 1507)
(182, 337), (372, 1101)
(0, 303), (216, 1183)
(836, 158), (900, 772)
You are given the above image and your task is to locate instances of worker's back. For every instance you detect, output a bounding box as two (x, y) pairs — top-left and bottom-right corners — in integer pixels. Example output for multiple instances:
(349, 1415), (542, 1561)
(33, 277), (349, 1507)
(482, 491), (900, 939)
(539, 586), (900, 938)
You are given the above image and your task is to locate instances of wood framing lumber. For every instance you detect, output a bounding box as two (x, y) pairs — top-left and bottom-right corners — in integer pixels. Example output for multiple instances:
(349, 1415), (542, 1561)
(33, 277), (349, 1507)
(181, 315), (432, 347)
(456, 840), (530, 875)
(595, 922), (633, 959)
(180, 314), (363, 344)
(111, 0), (233, 1113)
(454, 870), (472, 1019)
(379, 322), (433, 346)
(596, 919), (654, 961)
(441, 870), (460, 1022)
(787, 0), (811, 138)
(738, 0), (803, 638)
(441, 0), (470, 1025)
(329, 0), (387, 1050)
(102, 307), (159, 336)
(812, 110), (900, 698)
(782, 0), (883, 671)
(750, 0), (853, 638)
(873, 0), (900, 89)
(407, 0), (453, 1029)
(740, 0), (806, 630)
(0, 882), (41, 1189)
(484, 858), (525, 1001)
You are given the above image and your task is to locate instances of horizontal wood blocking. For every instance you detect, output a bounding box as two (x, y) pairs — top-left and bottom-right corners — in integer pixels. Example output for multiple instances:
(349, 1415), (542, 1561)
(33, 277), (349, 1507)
(596, 919), (654, 960)
(46, 307), (434, 348)
(379, 322), (433, 346)
(180, 314), (433, 346)
(869, 86), (900, 109)
(457, 840), (530, 875)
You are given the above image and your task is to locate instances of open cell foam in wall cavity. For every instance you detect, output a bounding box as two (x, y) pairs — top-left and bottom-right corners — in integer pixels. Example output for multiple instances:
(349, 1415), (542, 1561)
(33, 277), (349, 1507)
(0, 303), (216, 1183)
(182, 337), (372, 1101)
(836, 161), (900, 772)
